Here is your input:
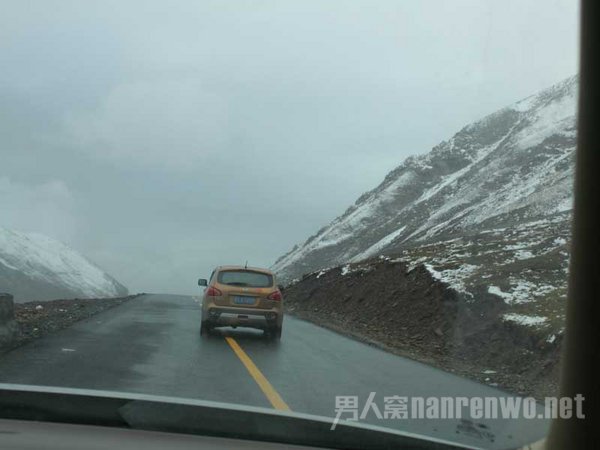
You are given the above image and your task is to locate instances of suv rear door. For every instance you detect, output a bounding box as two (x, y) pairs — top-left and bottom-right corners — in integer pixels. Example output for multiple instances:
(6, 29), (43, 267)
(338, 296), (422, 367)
(214, 269), (277, 309)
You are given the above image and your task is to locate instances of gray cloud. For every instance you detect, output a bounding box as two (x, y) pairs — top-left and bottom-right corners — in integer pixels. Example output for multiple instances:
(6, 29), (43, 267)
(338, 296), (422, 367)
(0, 177), (79, 242)
(0, 0), (579, 294)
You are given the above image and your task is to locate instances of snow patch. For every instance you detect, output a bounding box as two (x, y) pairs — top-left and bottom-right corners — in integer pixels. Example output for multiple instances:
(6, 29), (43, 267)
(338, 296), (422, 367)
(514, 250), (534, 260)
(503, 313), (548, 327)
(350, 226), (406, 262)
(553, 237), (567, 246)
(316, 268), (330, 279)
(425, 263), (478, 293)
(488, 281), (556, 304)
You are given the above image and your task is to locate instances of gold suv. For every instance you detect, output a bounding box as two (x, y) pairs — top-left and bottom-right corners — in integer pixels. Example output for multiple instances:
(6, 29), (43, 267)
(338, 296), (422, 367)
(198, 266), (283, 339)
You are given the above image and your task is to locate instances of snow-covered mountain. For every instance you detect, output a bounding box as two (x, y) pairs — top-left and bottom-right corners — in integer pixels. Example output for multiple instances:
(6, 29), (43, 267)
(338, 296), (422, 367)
(273, 75), (577, 285)
(0, 227), (128, 302)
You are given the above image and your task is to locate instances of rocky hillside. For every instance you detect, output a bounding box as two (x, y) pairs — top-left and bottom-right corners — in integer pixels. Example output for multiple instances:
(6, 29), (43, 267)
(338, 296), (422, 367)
(274, 76), (578, 397)
(274, 76), (577, 329)
(0, 227), (128, 302)
(273, 75), (577, 286)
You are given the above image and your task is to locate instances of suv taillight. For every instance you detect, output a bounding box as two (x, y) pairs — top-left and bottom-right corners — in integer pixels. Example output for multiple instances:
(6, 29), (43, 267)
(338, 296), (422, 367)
(267, 290), (282, 301)
(206, 286), (222, 297)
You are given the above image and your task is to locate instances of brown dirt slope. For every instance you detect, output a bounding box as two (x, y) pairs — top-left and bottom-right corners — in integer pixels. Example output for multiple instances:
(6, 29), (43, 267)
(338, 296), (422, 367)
(283, 258), (561, 399)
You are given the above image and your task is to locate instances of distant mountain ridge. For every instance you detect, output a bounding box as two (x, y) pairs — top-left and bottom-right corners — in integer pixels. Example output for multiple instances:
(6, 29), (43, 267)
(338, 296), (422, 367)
(0, 227), (128, 302)
(273, 75), (577, 283)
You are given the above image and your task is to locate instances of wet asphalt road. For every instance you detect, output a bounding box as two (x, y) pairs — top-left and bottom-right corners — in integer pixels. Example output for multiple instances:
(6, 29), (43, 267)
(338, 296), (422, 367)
(0, 294), (549, 449)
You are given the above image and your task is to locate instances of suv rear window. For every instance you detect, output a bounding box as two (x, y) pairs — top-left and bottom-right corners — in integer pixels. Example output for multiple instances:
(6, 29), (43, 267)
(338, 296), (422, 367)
(217, 270), (273, 288)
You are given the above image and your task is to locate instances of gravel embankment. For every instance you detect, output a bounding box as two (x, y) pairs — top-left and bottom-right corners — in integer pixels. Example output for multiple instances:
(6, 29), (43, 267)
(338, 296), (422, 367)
(283, 258), (561, 400)
(3, 294), (143, 353)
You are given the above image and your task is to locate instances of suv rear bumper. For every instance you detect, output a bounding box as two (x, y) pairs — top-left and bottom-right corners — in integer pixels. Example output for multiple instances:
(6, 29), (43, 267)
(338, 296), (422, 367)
(203, 306), (282, 330)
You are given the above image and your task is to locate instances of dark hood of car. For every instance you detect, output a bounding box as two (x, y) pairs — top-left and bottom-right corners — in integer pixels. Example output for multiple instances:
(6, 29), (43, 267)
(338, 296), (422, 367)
(0, 383), (481, 450)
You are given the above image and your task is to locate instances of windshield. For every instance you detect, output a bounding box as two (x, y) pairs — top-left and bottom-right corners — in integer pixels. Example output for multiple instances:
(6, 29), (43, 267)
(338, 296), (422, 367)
(218, 270), (273, 287)
(0, 1), (582, 449)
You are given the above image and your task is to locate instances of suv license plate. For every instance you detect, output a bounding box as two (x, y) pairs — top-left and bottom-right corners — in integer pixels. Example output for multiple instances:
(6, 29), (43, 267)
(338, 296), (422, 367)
(233, 296), (255, 305)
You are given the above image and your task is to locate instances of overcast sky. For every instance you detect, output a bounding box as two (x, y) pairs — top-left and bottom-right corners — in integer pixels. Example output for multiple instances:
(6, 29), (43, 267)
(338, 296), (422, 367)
(1, 0), (579, 294)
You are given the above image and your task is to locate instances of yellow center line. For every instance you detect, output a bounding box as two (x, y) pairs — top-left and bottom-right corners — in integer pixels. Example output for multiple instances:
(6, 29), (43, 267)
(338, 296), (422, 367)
(224, 336), (291, 411)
